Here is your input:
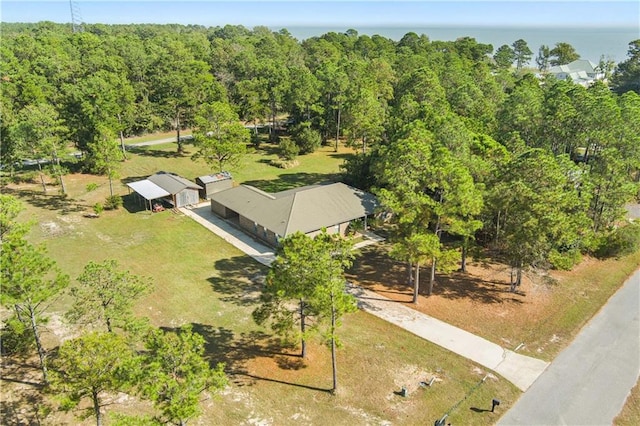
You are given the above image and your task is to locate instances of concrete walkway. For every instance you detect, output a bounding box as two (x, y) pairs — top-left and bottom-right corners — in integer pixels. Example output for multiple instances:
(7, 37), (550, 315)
(349, 285), (549, 391)
(180, 202), (276, 266)
(180, 202), (549, 391)
(354, 229), (386, 249)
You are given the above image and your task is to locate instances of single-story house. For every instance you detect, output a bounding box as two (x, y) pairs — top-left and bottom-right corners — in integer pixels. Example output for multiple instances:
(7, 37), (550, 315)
(196, 171), (233, 199)
(210, 182), (379, 246)
(127, 171), (202, 210)
(548, 59), (604, 87)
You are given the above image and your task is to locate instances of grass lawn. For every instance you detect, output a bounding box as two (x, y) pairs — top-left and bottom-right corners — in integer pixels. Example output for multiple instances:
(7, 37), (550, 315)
(121, 139), (350, 193)
(615, 379), (640, 426)
(2, 137), (638, 424)
(1, 140), (520, 425)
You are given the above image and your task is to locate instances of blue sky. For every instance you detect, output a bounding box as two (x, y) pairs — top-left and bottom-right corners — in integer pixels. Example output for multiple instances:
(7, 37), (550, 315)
(2, 1), (639, 28)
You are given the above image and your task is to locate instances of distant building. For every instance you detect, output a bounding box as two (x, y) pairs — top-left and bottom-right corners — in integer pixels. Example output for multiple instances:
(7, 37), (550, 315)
(548, 59), (604, 87)
(210, 182), (378, 246)
(196, 172), (233, 199)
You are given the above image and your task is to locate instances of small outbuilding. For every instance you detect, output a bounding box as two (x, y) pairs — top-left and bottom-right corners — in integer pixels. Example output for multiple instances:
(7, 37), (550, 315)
(127, 171), (202, 210)
(196, 171), (233, 199)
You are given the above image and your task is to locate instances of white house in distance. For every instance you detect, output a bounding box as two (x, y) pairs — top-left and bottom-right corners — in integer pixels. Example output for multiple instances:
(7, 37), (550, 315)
(547, 59), (605, 87)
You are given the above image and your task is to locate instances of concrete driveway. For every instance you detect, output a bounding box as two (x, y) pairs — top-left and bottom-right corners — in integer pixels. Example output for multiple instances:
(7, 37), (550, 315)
(181, 202), (550, 392)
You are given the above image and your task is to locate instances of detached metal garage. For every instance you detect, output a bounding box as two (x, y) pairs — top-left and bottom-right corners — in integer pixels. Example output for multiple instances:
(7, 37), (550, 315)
(127, 171), (202, 210)
(127, 179), (171, 211)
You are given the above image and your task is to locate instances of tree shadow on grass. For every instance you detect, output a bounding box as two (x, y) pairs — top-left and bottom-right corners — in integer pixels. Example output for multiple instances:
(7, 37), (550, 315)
(120, 174), (150, 185)
(186, 324), (306, 388)
(243, 172), (341, 193)
(256, 144), (280, 157)
(233, 373), (331, 393)
(433, 272), (523, 305)
(0, 385), (51, 426)
(126, 145), (185, 158)
(2, 187), (89, 215)
(209, 256), (268, 307)
(274, 355), (306, 370)
(347, 244), (414, 300)
(348, 244), (524, 305)
(0, 355), (51, 426)
(328, 152), (353, 161)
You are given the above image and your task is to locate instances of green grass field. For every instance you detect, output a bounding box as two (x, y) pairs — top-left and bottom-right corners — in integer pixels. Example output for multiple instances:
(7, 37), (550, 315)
(3, 138), (638, 425)
(3, 140), (521, 425)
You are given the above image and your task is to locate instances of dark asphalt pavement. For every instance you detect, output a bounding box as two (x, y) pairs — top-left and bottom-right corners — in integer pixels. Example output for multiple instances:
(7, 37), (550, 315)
(497, 270), (640, 425)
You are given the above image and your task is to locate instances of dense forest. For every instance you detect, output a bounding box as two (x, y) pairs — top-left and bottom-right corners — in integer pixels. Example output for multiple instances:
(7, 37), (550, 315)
(2, 21), (640, 287)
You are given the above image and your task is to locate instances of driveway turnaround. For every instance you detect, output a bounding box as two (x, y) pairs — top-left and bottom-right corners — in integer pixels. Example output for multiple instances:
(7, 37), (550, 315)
(498, 270), (640, 425)
(181, 203), (550, 392)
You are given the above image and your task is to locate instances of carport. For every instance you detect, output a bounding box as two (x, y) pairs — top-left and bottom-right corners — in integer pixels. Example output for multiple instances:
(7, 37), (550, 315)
(126, 180), (170, 211)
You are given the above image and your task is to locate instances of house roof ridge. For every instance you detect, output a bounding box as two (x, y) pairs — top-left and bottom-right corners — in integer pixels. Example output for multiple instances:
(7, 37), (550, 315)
(282, 191), (299, 236)
(242, 184), (276, 200)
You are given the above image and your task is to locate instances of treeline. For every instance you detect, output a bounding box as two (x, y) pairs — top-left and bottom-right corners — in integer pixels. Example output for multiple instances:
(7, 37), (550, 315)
(2, 22), (640, 285)
(1, 22), (637, 154)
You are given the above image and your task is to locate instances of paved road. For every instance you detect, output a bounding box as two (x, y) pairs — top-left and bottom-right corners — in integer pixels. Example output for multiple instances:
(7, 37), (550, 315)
(498, 270), (640, 425)
(125, 136), (181, 148)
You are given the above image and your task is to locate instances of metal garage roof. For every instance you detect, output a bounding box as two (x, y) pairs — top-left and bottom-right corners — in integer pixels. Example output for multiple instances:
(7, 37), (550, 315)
(127, 180), (170, 200)
(198, 171), (232, 184)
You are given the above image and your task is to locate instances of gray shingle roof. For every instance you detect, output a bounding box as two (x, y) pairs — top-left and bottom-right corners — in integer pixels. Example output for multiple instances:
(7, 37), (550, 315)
(212, 183), (378, 236)
(148, 172), (201, 194)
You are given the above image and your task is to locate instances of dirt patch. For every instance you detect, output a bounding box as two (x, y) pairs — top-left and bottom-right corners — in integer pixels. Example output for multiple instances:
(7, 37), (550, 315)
(388, 364), (441, 397)
(46, 312), (78, 344)
(40, 221), (65, 236)
(347, 244), (568, 357)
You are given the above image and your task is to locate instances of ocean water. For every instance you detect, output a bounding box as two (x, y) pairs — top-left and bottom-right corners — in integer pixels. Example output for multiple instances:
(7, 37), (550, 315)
(278, 25), (639, 64)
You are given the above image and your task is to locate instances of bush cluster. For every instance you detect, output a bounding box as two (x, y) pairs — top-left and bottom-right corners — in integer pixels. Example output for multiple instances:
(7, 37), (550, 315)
(593, 222), (640, 258)
(104, 195), (123, 210)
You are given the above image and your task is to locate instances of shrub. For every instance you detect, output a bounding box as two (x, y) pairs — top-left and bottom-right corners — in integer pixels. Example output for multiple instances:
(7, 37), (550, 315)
(11, 171), (39, 184)
(86, 183), (99, 192)
(278, 138), (299, 161)
(293, 126), (321, 154)
(548, 248), (582, 270)
(0, 317), (35, 356)
(251, 132), (261, 149)
(270, 158), (299, 169)
(93, 202), (104, 216)
(594, 222), (640, 258)
(348, 218), (364, 234)
(104, 195), (123, 210)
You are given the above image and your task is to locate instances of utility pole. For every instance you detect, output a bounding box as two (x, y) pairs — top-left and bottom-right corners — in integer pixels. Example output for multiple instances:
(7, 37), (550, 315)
(69, 0), (84, 33)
